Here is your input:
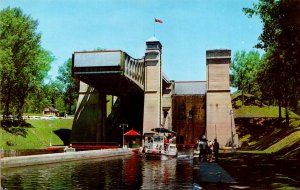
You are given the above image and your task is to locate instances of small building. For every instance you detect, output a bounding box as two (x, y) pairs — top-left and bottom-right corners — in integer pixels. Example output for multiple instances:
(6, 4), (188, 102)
(43, 107), (59, 116)
(124, 129), (141, 148)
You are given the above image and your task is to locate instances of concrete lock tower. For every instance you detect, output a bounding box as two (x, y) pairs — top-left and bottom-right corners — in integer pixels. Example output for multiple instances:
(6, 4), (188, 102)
(143, 37), (162, 134)
(206, 50), (238, 148)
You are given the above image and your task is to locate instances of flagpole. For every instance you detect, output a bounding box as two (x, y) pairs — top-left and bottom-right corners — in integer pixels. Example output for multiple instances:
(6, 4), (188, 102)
(153, 18), (156, 36)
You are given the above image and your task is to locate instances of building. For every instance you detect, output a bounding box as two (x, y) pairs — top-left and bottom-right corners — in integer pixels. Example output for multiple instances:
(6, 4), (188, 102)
(172, 81), (206, 145)
(71, 37), (238, 148)
(43, 106), (59, 116)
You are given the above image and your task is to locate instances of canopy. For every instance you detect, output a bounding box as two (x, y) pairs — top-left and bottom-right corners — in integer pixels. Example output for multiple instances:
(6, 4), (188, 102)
(151, 128), (176, 134)
(124, 129), (141, 136)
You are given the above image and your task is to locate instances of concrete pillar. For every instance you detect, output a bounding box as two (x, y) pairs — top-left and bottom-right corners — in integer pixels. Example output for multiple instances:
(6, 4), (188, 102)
(143, 37), (162, 134)
(161, 80), (174, 130)
(71, 82), (107, 143)
(206, 50), (238, 148)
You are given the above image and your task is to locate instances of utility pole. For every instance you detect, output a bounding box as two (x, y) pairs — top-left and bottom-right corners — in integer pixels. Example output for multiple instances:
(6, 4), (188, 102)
(50, 124), (52, 147)
(229, 110), (234, 154)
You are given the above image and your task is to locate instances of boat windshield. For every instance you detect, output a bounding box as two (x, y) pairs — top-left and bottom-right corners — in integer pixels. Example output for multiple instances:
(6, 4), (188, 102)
(153, 136), (163, 142)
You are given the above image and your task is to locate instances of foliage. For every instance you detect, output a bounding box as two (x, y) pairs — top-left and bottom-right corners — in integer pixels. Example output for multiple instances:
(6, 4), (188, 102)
(57, 58), (79, 114)
(231, 50), (262, 95)
(243, 0), (300, 125)
(0, 7), (53, 119)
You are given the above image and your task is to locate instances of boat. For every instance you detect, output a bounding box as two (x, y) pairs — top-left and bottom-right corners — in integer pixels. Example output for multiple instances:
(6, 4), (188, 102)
(139, 128), (177, 160)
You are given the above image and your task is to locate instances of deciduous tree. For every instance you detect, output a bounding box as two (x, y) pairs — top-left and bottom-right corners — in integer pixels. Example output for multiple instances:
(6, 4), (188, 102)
(231, 50), (262, 104)
(244, 0), (300, 126)
(0, 7), (53, 119)
(57, 58), (79, 115)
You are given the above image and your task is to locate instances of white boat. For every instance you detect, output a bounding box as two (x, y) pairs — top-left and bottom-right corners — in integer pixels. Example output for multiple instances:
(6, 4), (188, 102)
(139, 128), (177, 160)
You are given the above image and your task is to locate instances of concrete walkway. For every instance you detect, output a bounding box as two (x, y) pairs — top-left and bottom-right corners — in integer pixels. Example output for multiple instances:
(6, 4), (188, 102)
(1, 148), (133, 168)
(194, 160), (236, 184)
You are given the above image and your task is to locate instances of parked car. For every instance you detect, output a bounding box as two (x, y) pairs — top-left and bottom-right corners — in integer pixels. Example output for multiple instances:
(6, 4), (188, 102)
(41, 115), (59, 120)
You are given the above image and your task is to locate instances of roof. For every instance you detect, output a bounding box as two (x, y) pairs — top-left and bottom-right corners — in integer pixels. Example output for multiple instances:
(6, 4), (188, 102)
(43, 106), (59, 112)
(124, 129), (141, 136)
(146, 36), (160, 42)
(174, 81), (207, 95)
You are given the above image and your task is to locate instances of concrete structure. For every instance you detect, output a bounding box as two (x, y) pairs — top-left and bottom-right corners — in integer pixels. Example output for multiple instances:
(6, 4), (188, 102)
(71, 37), (237, 147)
(143, 37), (163, 134)
(1, 149), (132, 168)
(172, 81), (206, 144)
(206, 50), (238, 147)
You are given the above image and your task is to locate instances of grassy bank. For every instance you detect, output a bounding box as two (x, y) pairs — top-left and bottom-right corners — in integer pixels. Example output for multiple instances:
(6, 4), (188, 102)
(0, 119), (73, 149)
(233, 93), (300, 159)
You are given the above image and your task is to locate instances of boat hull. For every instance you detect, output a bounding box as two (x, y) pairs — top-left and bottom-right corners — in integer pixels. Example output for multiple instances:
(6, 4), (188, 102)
(139, 147), (177, 160)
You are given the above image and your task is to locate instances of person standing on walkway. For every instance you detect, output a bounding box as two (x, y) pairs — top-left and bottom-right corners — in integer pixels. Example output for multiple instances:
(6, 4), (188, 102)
(213, 138), (220, 162)
(199, 135), (208, 162)
(207, 140), (213, 162)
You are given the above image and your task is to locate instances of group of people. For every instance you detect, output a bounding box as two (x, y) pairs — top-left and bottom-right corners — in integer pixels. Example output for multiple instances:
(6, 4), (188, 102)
(197, 135), (219, 162)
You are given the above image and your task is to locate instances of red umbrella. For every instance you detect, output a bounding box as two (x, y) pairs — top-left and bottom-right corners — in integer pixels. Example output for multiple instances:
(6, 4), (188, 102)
(124, 129), (141, 136)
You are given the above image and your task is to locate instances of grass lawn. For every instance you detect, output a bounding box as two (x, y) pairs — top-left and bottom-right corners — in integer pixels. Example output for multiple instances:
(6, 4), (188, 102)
(0, 119), (73, 149)
(234, 106), (300, 119)
(228, 94), (300, 188)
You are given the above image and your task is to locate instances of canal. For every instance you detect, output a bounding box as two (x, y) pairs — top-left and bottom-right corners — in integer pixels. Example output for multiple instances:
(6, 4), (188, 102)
(1, 149), (198, 189)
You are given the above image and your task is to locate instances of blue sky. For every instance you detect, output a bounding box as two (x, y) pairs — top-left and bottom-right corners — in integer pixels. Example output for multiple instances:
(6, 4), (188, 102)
(1, 0), (262, 81)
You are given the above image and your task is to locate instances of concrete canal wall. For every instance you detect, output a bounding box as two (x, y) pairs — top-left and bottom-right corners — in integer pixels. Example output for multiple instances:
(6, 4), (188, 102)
(1, 148), (133, 168)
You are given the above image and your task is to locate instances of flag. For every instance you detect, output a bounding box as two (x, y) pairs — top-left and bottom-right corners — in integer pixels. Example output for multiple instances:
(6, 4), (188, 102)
(155, 18), (163, 23)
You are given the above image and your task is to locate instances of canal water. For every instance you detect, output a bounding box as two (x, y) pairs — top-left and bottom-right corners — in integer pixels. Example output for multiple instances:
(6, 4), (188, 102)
(1, 149), (199, 189)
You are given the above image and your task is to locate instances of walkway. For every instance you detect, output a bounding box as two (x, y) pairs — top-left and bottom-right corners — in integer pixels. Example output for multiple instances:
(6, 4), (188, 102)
(194, 160), (236, 184)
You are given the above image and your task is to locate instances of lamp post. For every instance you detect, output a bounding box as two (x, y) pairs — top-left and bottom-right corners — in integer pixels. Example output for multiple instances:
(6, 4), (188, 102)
(119, 124), (128, 148)
(229, 110), (234, 153)
(50, 124), (52, 147)
(215, 124), (217, 139)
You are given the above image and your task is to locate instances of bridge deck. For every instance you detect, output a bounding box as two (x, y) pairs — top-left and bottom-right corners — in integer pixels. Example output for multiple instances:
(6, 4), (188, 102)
(72, 50), (144, 95)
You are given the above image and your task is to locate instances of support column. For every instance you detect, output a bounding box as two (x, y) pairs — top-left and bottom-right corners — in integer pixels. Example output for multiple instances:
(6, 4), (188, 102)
(71, 82), (107, 143)
(206, 50), (238, 148)
(143, 37), (162, 134)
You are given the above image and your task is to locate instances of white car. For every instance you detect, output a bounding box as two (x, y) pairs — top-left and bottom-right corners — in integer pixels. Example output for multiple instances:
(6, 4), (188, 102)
(41, 115), (59, 120)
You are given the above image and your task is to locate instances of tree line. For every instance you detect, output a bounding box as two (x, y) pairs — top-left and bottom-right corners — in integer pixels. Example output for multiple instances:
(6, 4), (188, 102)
(0, 7), (78, 120)
(2, 2), (299, 125)
(231, 0), (300, 126)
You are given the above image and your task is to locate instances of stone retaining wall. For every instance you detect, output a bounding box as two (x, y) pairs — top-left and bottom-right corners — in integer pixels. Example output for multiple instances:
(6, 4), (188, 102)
(1, 148), (133, 168)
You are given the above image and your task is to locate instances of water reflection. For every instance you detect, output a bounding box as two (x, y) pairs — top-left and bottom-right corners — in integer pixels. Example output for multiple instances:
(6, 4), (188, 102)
(2, 153), (194, 189)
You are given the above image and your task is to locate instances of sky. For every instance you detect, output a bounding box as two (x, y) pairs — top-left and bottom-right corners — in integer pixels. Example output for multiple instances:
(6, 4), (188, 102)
(1, 0), (262, 81)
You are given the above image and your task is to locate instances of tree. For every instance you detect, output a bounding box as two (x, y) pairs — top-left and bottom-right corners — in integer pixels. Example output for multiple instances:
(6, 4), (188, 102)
(57, 58), (79, 114)
(23, 80), (63, 113)
(44, 80), (64, 107)
(23, 85), (51, 113)
(0, 7), (53, 120)
(244, 0), (300, 126)
(231, 50), (262, 104)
